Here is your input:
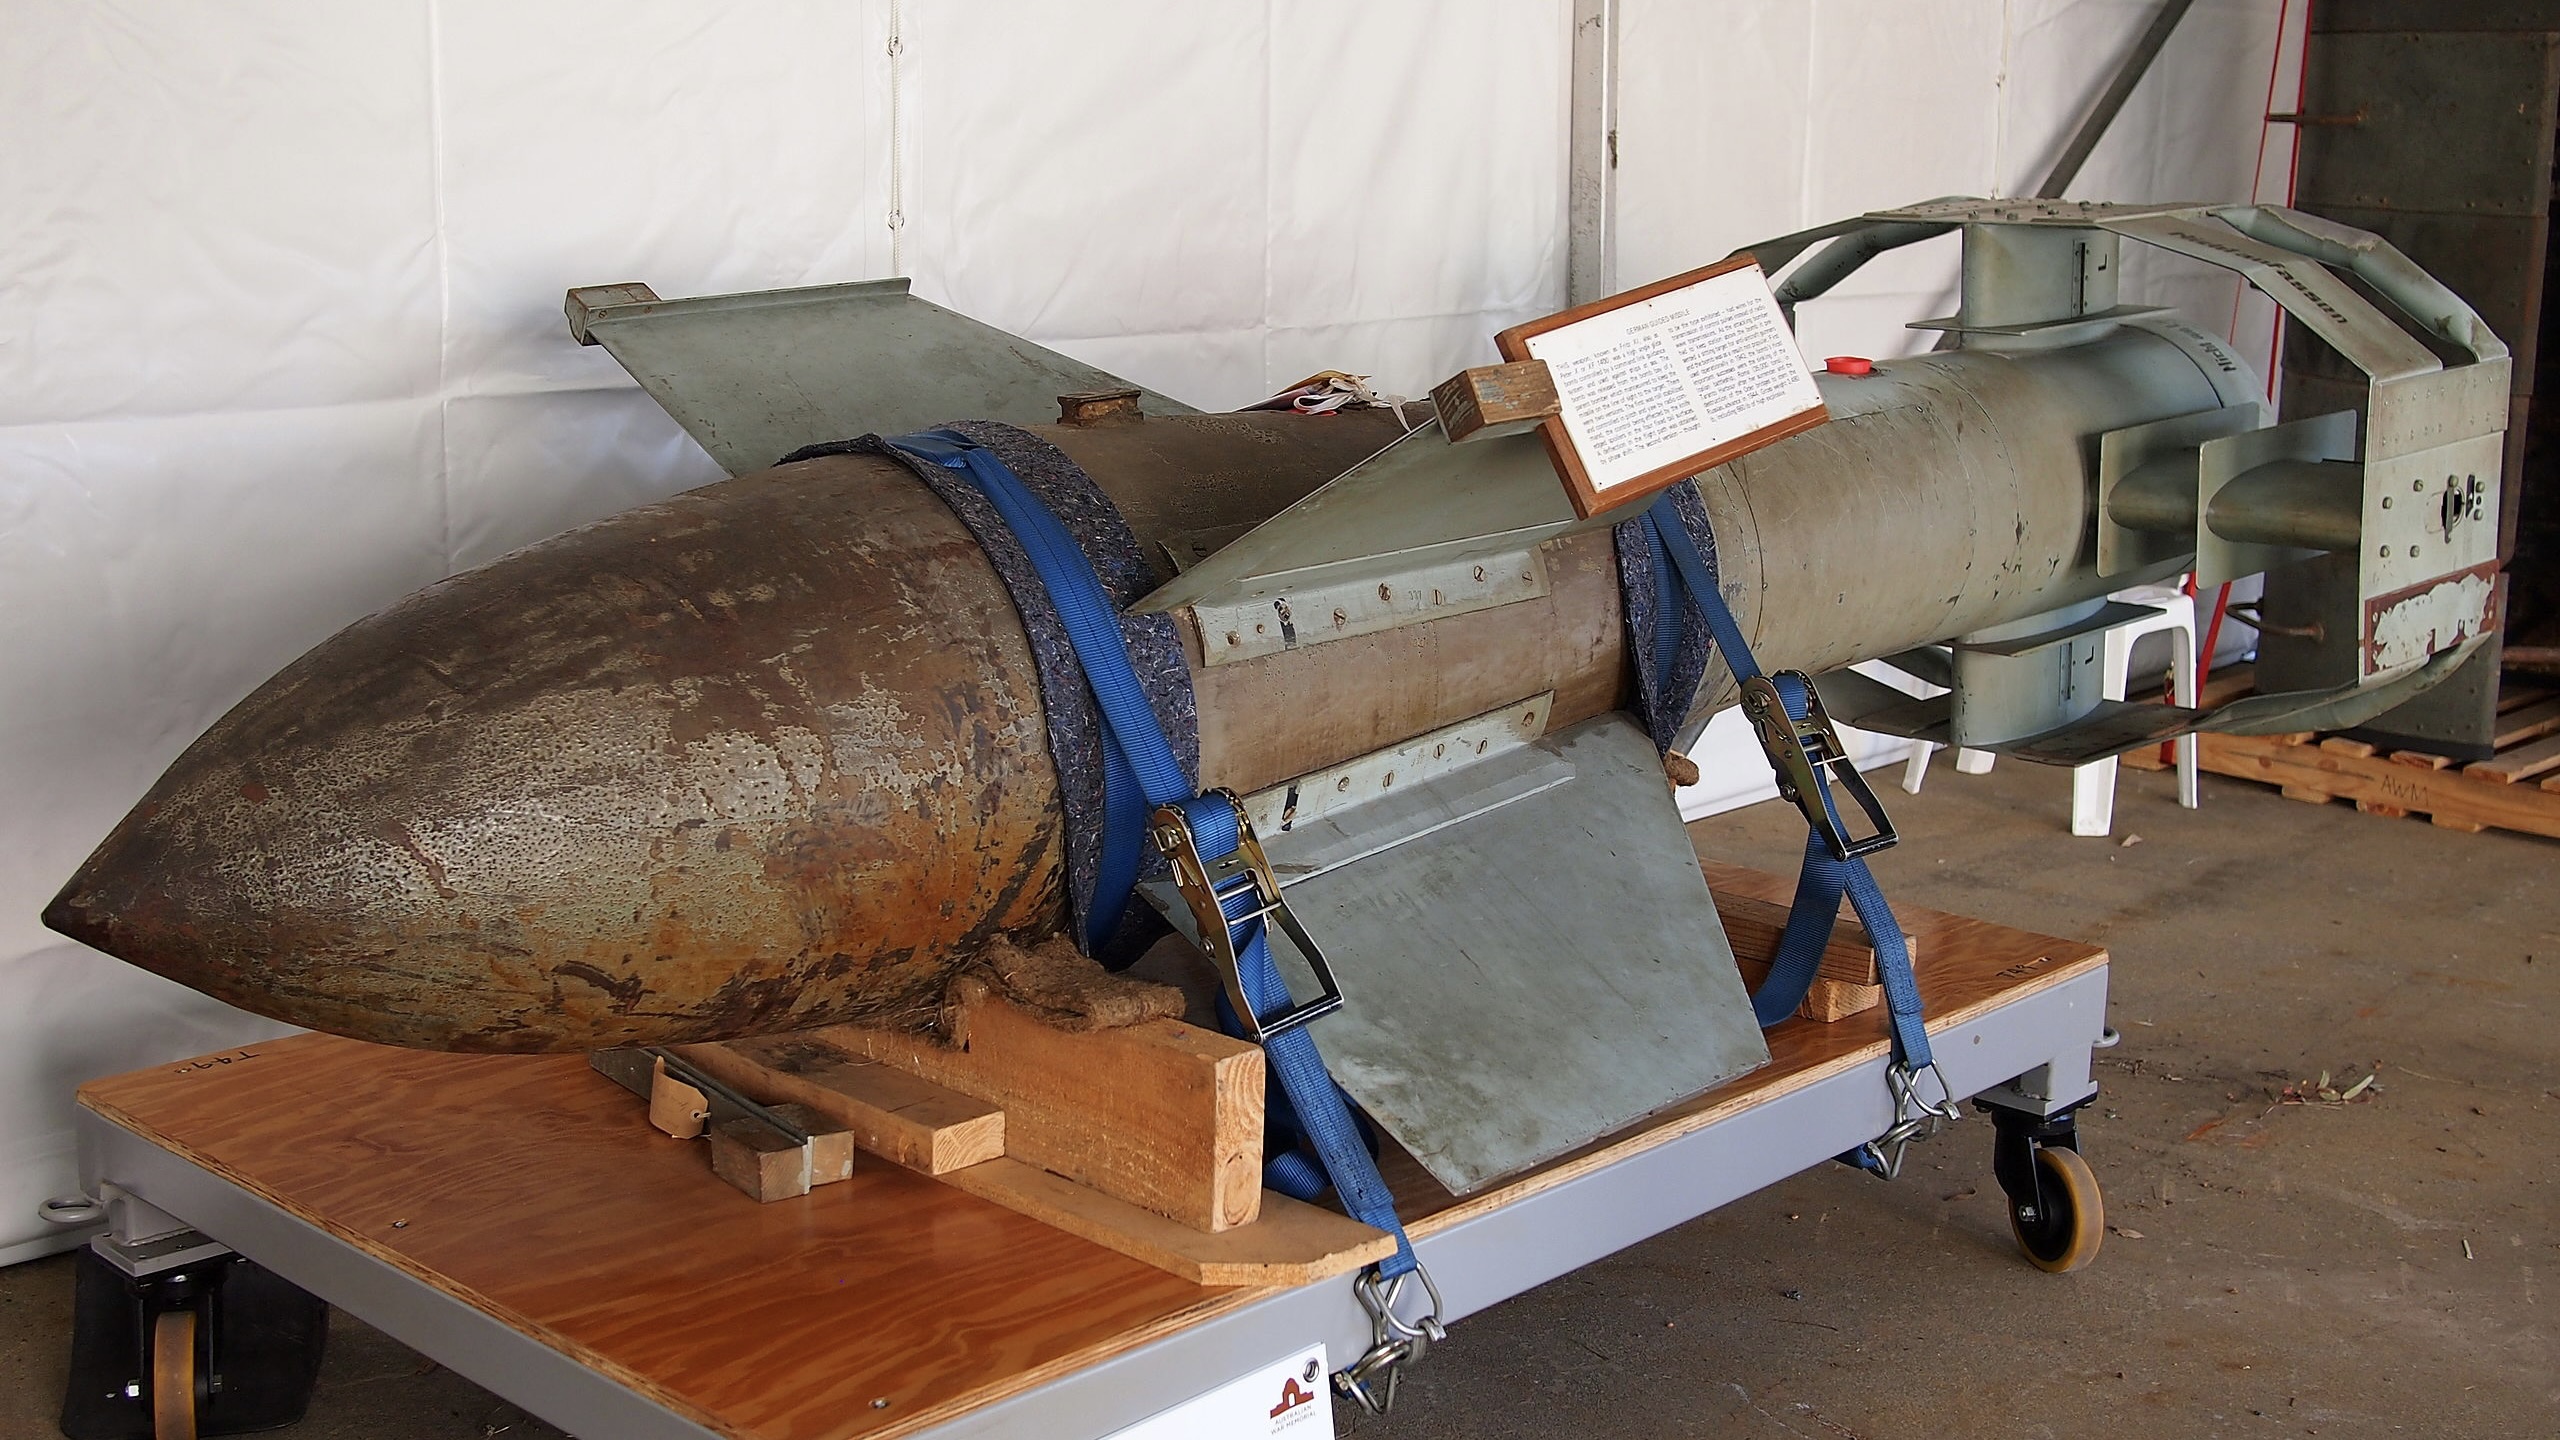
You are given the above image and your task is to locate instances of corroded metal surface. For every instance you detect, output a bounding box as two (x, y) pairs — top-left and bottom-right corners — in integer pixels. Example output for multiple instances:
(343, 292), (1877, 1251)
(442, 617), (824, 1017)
(49, 453), (1067, 1051)
(45, 414), (1411, 1053)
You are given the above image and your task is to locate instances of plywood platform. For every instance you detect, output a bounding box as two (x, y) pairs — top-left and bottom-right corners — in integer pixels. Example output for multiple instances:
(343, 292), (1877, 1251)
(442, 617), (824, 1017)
(77, 843), (2103, 1440)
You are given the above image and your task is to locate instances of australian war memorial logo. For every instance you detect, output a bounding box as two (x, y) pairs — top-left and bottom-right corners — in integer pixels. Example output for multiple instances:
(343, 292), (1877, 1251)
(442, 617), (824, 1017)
(1266, 1357), (1325, 1429)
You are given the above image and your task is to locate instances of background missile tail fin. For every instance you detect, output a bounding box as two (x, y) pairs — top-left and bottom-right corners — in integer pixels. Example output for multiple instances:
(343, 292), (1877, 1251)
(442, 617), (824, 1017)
(1144, 714), (1768, 1195)
(1131, 416), (1619, 620)
(565, 277), (1198, 476)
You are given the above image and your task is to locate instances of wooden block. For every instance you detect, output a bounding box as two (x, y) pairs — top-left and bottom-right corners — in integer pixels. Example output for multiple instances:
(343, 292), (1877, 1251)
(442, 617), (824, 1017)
(2356, 799), (2410, 818)
(1430, 360), (1559, 443)
(821, 980), (1266, 1233)
(2390, 750), (2455, 770)
(1796, 978), (1886, 1023)
(1712, 892), (1905, 986)
(1055, 388), (1143, 428)
(2270, 731), (2317, 747)
(1728, 956), (1885, 1023)
(675, 1038), (1003, 1176)
(2279, 785), (2334, 804)
(767, 1102), (856, 1185)
(2429, 813), (2489, 833)
(2319, 736), (2378, 759)
(2466, 730), (2560, 785)
(940, 1157), (1393, 1288)
(708, 1118), (810, 1202)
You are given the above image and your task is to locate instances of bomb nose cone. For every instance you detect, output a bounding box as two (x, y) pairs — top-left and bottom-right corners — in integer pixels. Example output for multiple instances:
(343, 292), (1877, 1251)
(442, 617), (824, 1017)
(43, 452), (1067, 1052)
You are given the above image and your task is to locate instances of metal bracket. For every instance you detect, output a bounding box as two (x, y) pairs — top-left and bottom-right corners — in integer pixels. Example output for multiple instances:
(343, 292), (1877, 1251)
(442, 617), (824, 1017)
(588, 1048), (810, 1146)
(1738, 672), (1897, 860)
(1149, 792), (1344, 1043)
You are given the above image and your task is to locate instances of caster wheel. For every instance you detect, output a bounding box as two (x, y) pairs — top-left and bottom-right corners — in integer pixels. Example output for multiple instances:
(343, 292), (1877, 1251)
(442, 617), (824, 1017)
(2008, 1144), (2103, 1273)
(152, 1307), (199, 1440)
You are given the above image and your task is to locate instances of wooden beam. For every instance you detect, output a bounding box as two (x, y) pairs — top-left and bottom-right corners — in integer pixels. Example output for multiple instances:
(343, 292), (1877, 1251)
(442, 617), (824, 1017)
(820, 978), (1267, 1232)
(708, 1117), (811, 1202)
(941, 1158), (1392, 1288)
(1430, 360), (1560, 443)
(675, 1039), (1001, 1176)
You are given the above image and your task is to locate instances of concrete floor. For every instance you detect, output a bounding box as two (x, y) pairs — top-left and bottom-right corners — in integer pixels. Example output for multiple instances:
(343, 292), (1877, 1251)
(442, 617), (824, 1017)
(2, 758), (2552, 1439)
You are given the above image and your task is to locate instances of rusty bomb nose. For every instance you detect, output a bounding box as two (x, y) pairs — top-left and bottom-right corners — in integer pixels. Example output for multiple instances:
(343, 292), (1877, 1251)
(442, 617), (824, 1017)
(44, 452), (1068, 1052)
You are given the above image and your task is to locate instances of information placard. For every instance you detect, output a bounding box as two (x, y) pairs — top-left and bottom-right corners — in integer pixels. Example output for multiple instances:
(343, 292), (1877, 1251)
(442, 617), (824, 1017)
(1497, 256), (1828, 517)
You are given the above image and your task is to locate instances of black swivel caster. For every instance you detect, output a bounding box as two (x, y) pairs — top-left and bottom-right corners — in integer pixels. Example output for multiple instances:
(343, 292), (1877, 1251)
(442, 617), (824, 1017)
(1986, 1102), (2104, 1273)
(60, 1243), (328, 1440)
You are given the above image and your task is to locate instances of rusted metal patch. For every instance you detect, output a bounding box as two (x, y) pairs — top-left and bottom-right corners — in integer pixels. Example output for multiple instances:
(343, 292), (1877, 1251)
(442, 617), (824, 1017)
(2364, 562), (2499, 674)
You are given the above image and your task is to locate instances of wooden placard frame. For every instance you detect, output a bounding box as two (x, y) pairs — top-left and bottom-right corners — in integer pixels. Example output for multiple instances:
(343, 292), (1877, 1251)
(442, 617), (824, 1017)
(1496, 254), (1829, 519)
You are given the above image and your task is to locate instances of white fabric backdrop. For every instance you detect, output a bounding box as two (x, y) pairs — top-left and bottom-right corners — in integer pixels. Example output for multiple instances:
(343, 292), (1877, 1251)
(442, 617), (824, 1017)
(0, 0), (2298, 1263)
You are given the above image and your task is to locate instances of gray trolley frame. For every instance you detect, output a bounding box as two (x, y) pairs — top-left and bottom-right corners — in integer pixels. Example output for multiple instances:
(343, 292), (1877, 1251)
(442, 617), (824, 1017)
(76, 965), (2102, 1440)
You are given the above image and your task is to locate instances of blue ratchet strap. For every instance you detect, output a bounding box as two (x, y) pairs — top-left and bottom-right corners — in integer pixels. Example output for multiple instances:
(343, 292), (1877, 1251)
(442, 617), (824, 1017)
(1637, 494), (1934, 1078)
(889, 429), (1420, 1280)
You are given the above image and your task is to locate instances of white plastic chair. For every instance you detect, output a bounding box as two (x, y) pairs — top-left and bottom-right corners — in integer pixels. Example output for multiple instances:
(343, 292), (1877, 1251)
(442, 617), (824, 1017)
(2072, 583), (2200, 835)
(1898, 583), (2201, 833)
(1901, 736), (1991, 794)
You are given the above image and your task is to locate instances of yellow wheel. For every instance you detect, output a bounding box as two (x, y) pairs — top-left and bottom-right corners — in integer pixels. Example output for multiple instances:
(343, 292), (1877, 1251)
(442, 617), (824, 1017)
(151, 1307), (199, 1440)
(2009, 1145), (2104, 1273)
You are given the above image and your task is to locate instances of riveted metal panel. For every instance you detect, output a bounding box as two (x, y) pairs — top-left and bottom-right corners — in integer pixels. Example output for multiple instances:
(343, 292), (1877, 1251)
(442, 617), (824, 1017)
(2293, 33), (2560, 219)
(1149, 716), (1765, 1196)
(571, 278), (1198, 475)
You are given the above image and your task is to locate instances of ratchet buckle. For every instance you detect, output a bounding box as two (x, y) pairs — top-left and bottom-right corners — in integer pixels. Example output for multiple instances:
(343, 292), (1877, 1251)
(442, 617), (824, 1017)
(1150, 790), (1344, 1042)
(1739, 671), (1898, 861)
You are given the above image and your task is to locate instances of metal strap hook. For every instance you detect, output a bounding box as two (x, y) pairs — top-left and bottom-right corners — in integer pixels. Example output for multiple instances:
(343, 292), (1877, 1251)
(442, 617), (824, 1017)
(1856, 1061), (1964, 1179)
(1337, 1263), (1447, 1415)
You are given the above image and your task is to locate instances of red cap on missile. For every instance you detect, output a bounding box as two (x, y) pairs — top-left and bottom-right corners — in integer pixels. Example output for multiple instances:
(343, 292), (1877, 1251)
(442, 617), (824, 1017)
(1824, 356), (1873, 376)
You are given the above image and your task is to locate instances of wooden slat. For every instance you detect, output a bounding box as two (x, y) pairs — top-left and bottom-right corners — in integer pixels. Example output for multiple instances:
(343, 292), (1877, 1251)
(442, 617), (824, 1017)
(2495, 680), (2555, 714)
(941, 1159), (1391, 1287)
(823, 978), (1266, 1232)
(2464, 729), (2560, 785)
(2495, 695), (2560, 749)
(2391, 749), (2456, 770)
(675, 1039), (1002, 1176)
(2319, 736), (2377, 759)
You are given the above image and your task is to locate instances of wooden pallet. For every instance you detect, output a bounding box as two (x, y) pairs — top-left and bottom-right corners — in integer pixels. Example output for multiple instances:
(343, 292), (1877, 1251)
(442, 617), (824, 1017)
(2125, 677), (2560, 839)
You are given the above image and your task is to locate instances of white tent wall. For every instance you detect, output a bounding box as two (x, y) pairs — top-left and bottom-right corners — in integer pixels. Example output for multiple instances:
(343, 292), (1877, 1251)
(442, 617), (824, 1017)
(0, 0), (2298, 1265)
